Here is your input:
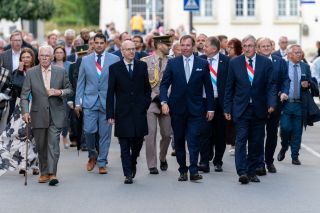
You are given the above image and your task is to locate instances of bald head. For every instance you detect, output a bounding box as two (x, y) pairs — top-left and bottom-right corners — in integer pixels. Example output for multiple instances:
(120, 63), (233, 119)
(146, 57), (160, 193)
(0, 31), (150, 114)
(121, 40), (136, 62)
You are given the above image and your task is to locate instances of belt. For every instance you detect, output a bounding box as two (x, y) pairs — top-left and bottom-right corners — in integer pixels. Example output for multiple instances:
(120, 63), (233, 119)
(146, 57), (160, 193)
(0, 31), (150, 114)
(288, 99), (301, 103)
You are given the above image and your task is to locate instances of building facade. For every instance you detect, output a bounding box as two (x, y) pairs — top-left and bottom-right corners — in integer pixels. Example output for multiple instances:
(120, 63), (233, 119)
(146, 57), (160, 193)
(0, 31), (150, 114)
(100, 0), (320, 58)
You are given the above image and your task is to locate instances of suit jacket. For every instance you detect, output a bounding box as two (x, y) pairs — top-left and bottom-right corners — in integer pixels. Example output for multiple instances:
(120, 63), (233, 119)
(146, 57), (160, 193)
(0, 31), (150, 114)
(200, 53), (230, 109)
(20, 65), (73, 128)
(67, 53), (77, 63)
(160, 55), (214, 116)
(272, 49), (283, 58)
(0, 49), (13, 72)
(75, 51), (120, 111)
(224, 54), (277, 120)
(271, 55), (290, 95)
(106, 59), (151, 137)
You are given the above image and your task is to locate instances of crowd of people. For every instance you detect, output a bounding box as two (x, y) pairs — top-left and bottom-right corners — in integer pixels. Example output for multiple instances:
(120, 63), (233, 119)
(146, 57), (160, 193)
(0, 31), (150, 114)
(0, 24), (320, 185)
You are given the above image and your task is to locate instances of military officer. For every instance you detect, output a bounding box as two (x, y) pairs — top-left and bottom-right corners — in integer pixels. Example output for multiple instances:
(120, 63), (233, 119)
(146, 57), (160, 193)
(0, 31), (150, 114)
(141, 35), (172, 174)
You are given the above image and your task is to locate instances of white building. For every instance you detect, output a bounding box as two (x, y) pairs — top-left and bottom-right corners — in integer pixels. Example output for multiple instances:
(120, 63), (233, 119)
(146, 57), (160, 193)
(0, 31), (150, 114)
(100, 0), (320, 58)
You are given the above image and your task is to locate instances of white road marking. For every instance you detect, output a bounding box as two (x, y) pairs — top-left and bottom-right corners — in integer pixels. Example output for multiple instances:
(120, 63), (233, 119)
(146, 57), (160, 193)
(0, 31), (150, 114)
(301, 143), (320, 158)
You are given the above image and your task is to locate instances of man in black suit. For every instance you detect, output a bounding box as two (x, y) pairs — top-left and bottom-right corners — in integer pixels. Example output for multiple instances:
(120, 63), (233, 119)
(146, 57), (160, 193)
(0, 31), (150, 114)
(256, 37), (289, 175)
(160, 35), (214, 182)
(224, 35), (277, 184)
(272, 36), (289, 61)
(106, 40), (151, 184)
(198, 36), (230, 173)
(194, 33), (207, 56)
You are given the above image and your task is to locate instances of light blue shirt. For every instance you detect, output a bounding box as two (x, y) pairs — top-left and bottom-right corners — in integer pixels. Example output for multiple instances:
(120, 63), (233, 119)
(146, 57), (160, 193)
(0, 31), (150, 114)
(288, 61), (301, 99)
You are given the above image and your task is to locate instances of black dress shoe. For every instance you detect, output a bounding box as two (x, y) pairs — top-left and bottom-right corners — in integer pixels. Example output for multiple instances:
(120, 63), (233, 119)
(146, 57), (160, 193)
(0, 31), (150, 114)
(48, 178), (59, 186)
(132, 164), (137, 178)
(190, 173), (203, 181)
(198, 164), (210, 173)
(292, 159), (301, 165)
(178, 173), (188, 181)
(255, 167), (267, 176)
(248, 175), (260, 183)
(214, 164), (223, 172)
(238, 175), (249, 184)
(160, 160), (168, 171)
(19, 169), (26, 175)
(277, 148), (286, 161)
(149, 167), (159, 174)
(171, 150), (176, 156)
(266, 164), (277, 173)
(124, 176), (133, 184)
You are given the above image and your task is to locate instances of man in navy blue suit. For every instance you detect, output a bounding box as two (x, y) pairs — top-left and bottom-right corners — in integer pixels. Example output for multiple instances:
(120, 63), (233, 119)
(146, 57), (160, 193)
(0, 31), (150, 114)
(160, 35), (214, 182)
(224, 35), (277, 184)
(198, 36), (230, 173)
(256, 37), (289, 175)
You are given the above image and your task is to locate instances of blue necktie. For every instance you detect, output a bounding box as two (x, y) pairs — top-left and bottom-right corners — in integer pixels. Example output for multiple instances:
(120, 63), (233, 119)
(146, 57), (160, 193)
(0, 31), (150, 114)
(248, 58), (253, 68)
(128, 64), (133, 78)
(97, 54), (102, 66)
(293, 64), (299, 99)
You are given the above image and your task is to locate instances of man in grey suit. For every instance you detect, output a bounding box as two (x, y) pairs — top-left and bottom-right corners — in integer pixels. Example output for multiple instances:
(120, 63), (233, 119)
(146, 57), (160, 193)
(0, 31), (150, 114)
(21, 45), (73, 186)
(75, 34), (120, 174)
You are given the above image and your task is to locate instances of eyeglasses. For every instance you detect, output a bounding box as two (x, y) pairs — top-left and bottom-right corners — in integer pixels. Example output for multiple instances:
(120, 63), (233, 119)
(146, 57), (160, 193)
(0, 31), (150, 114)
(242, 45), (255, 49)
(292, 52), (302, 55)
(11, 39), (22, 42)
(40, 55), (51, 58)
(123, 48), (135, 52)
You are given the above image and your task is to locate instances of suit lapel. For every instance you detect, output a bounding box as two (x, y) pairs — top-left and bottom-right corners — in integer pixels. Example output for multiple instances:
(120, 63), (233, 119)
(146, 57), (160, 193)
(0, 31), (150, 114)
(178, 56), (187, 84)
(35, 66), (47, 94)
(101, 51), (109, 78)
(90, 53), (100, 79)
(241, 55), (251, 87)
(50, 67), (57, 88)
(120, 60), (131, 79)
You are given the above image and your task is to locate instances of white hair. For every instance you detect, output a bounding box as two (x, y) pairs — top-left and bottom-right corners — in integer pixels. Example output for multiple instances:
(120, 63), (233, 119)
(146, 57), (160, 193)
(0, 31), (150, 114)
(39, 45), (54, 55)
(64, 29), (76, 37)
(242, 34), (256, 44)
(287, 44), (301, 54)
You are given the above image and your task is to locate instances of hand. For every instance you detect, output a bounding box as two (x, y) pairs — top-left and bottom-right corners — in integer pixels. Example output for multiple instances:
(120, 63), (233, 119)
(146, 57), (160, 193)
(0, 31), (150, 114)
(67, 102), (74, 109)
(268, 107), (275, 114)
(301, 80), (309, 88)
(18, 62), (24, 71)
(47, 89), (62, 97)
(224, 113), (231, 121)
(22, 113), (31, 123)
(161, 103), (169, 115)
(206, 111), (214, 121)
(108, 118), (115, 124)
(280, 93), (288, 102)
(74, 106), (82, 118)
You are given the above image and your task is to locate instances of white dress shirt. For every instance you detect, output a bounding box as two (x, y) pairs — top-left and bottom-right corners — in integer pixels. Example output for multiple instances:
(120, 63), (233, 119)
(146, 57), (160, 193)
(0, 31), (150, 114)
(12, 49), (21, 71)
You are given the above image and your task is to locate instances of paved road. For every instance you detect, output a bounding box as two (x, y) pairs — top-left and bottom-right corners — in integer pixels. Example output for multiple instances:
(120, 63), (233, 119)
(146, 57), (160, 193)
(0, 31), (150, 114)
(1, 124), (320, 213)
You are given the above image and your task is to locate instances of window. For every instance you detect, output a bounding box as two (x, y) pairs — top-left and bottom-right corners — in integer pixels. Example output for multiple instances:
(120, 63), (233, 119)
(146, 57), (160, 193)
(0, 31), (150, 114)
(193, 0), (214, 18)
(235, 0), (256, 17)
(277, 0), (299, 17)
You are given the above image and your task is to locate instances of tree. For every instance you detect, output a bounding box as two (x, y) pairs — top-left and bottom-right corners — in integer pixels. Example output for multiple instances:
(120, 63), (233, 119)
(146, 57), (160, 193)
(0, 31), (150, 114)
(0, 0), (55, 22)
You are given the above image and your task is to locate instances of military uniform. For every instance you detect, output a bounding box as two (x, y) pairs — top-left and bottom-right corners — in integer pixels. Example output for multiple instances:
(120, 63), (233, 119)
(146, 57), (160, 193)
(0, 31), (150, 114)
(141, 51), (172, 171)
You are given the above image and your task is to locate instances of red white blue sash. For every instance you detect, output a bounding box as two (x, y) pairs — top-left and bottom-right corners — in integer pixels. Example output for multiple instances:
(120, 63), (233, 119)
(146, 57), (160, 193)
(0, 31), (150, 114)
(245, 61), (254, 85)
(96, 61), (102, 77)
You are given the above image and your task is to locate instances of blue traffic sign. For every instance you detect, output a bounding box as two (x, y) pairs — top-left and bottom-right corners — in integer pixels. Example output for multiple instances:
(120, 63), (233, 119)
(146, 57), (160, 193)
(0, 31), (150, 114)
(184, 0), (200, 11)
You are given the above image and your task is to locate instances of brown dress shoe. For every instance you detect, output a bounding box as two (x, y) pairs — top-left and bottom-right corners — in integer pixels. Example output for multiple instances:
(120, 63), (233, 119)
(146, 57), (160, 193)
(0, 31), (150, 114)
(99, 167), (108, 174)
(87, 157), (96, 171)
(38, 175), (50, 183)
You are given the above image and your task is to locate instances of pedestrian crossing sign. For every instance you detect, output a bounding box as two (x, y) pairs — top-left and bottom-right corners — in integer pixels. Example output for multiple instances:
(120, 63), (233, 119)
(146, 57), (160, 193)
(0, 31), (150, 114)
(184, 0), (200, 11)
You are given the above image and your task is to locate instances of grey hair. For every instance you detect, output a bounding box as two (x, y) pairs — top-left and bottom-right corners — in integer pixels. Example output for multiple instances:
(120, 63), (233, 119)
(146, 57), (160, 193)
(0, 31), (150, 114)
(278, 36), (288, 43)
(257, 37), (272, 48)
(242, 35), (256, 44)
(287, 44), (301, 54)
(64, 29), (76, 37)
(172, 40), (180, 49)
(39, 45), (54, 55)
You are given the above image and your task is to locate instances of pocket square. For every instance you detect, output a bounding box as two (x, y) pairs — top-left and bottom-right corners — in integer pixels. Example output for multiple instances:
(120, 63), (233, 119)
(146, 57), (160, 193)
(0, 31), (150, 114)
(196, 68), (202, 71)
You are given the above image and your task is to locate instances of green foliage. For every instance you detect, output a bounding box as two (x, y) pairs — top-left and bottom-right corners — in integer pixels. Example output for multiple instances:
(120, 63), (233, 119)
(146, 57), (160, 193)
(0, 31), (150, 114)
(51, 0), (100, 26)
(0, 0), (55, 21)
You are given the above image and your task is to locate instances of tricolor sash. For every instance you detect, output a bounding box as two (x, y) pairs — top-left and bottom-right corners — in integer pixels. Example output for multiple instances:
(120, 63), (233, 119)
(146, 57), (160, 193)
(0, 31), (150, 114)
(245, 61), (254, 85)
(208, 63), (217, 86)
(96, 61), (102, 77)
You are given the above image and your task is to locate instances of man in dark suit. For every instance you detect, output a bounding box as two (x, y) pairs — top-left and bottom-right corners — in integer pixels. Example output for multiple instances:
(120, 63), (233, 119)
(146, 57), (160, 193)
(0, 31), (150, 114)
(277, 44), (312, 165)
(272, 36), (289, 61)
(256, 37), (290, 175)
(224, 35), (277, 184)
(198, 36), (230, 173)
(132, 35), (148, 60)
(160, 35), (214, 182)
(106, 40), (151, 184)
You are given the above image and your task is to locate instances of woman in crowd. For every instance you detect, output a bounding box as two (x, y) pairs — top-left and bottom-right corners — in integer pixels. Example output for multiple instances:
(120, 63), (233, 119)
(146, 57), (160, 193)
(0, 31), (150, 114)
(52, 45), (72, 149)
(0, 48), (38, 176)
(225, 38), (243, 156)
